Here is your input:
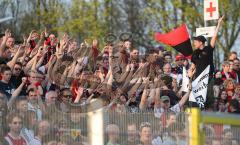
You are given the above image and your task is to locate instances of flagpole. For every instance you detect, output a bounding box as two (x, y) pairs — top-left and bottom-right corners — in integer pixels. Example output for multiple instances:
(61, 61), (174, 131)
(204, 20), (207, 41)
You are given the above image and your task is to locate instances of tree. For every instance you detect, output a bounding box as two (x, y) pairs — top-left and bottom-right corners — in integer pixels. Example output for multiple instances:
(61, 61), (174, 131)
(1, 0), (239, 62)
(142, 0), (240, 65)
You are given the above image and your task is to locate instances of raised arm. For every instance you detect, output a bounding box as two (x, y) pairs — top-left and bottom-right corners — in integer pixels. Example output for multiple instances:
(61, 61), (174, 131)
(188, 63), (196, 78)
(74, 87), (84, 103)
(210, 15), (224, 48)
(8, 77), (27, 109)
(60, 66), (72, 86)
(0, 29), (11, 57)
(127, 77), (142, 97)
(178, 82), (192, 107)
(154, 80), (163, 108)
(36, 44), (48, 69)
(7, 45), (25, 70)
(106, 66), (113, 91)
(139, 78), (150, 110)
(23, 53), (38, 74)
(117, 64), (130, 83)
(30, 31), (45, 56)
(46, 55), (57, 83)
(147, 77), (158, 104)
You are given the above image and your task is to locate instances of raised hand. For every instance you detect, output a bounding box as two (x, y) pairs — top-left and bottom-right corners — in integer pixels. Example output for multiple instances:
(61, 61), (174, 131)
(56, 33), (69, 56)
(16, 45), (26, 55)
(188, 82), (192, 92)
(142, 77), (150, 84)
(153, 77), (159, 84)
(21, 77), (28, 84)
(157, 77), (165, 88)
(211, 15), (225, 48)
(92, 39), (98, 48)
(218, 15), (224, 25)
(44, 27), (49, 38)
(24, 47), (32, 56)
(188, 68), (196, 79)
(108, 45), (113, 54)
(76, 87), (84, 97)
(22, 34), (27, 44)
(125, 64), (130, 72)
(36, 46), (47, 57)
(3, 29), (11, 41)
(130, 63), (135, 71)
(40, 31), (45, 40)
(60, 33), (69, 48)
(49, 55), (57, 64)
(27, 30), (38, 42)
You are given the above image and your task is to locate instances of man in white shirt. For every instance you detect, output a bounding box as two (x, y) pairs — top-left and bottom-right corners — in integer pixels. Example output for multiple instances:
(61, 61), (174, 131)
(154, 87), (191, 118)
(26, 88), (43, 121)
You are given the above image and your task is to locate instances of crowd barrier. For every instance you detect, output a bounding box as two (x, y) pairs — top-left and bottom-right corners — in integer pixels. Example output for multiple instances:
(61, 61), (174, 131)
(0, 104), (240, 145)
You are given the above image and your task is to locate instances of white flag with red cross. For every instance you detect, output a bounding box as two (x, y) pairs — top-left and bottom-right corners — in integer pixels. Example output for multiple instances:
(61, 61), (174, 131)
(204, 0), (219, 21)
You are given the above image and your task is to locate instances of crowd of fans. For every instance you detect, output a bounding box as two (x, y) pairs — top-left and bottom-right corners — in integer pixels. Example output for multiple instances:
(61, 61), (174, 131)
(0, 27), (239, 145)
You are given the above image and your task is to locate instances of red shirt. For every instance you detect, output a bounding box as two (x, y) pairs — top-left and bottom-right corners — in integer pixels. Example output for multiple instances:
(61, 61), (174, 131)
(213, 124), (223, 138)
(4, 133), (27, 145)
(221, 70), (235, 81)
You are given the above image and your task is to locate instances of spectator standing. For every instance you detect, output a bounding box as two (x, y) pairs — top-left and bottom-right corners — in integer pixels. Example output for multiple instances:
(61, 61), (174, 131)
(3, 113), (26, 145)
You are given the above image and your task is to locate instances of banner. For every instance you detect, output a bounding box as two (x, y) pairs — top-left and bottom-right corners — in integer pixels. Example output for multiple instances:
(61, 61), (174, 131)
(189, 65), (210, 108)
(196, 26), (216, 38)
(182, 67), (190, 92)
(204, 0), (219, 21)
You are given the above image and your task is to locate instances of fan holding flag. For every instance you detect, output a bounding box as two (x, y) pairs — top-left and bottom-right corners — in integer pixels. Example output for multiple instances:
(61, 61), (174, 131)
(155, 15), (224, 79)
(155, 15), (224, 109)
(189, 15), (224, 80)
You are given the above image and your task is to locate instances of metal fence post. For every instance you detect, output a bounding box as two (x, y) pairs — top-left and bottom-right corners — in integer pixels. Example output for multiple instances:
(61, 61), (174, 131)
(186, 108), (202, 145)
(87, 100), (104, 145)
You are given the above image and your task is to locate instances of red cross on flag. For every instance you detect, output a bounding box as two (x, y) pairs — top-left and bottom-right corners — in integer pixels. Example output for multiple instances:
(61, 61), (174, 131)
(204, 0), (219, 21)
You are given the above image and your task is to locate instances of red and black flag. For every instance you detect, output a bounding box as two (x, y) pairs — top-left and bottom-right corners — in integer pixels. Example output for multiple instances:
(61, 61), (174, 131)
(155, 24), (193, 57)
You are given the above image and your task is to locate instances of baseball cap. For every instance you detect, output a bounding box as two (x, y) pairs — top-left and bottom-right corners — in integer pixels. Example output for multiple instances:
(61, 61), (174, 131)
(175, 54), (185, 61)
(161, 95), (170, 102)
(193, 35), (207, 43)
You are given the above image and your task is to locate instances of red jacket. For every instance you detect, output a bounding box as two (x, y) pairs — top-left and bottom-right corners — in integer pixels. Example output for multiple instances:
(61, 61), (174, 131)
(221, 70), (235, 81)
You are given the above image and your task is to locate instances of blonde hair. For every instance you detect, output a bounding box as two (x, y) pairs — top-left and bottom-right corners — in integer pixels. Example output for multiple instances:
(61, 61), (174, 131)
(223, 78), (235, 89)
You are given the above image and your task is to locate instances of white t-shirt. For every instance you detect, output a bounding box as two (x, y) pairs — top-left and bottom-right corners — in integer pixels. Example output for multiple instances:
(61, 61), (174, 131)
(38, 66), (46, 74)
(21, 128), (41, 145)
(28, 102), (42, 121)
(152, 136), (163, 145)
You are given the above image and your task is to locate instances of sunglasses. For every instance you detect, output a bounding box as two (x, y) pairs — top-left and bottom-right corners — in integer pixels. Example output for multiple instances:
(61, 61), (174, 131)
(14, 68), (21, 71)
(140, 122), (151, 130)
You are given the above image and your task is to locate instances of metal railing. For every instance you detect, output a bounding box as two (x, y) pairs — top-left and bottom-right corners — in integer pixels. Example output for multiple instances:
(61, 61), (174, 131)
(0, 105), (240, 145)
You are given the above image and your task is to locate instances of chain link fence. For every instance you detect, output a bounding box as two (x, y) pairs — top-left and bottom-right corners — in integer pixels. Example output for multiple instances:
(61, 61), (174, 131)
(1, 102), (240, 145)
(203, 123), (240, 145)
(0, 105), (190, 145)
